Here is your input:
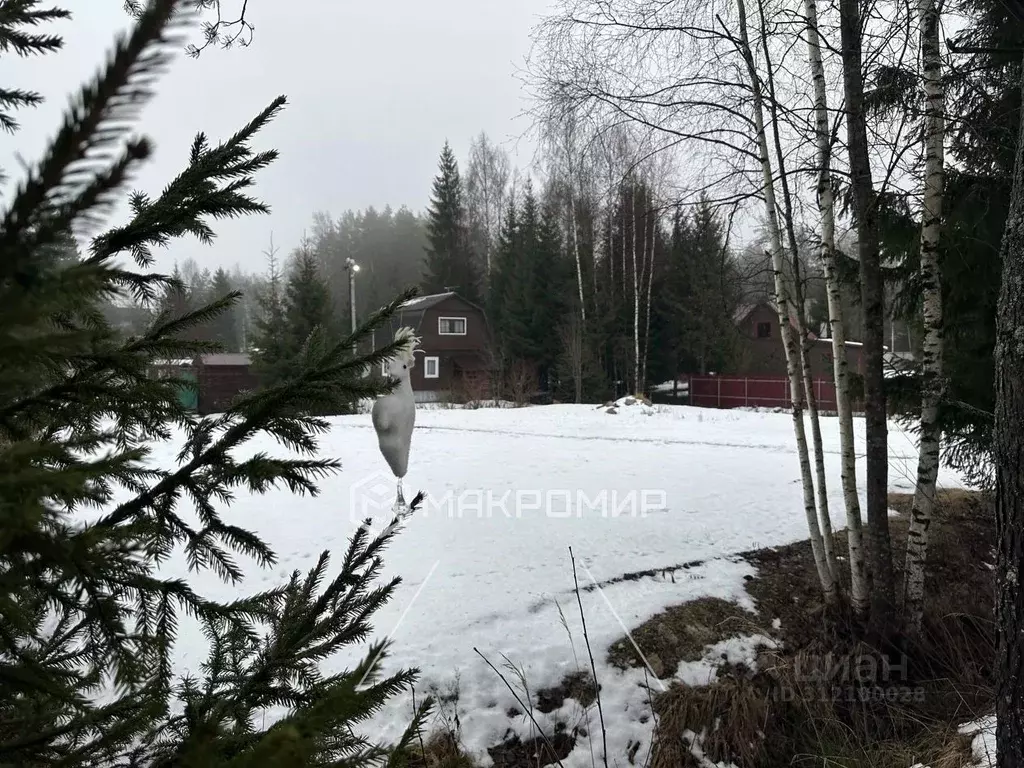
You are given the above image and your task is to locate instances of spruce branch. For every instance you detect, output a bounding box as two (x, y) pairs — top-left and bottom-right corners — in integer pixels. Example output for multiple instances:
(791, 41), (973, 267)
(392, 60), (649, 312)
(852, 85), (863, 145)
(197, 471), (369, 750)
(0, 0), (198, 265)
(0, 0), (70, 133)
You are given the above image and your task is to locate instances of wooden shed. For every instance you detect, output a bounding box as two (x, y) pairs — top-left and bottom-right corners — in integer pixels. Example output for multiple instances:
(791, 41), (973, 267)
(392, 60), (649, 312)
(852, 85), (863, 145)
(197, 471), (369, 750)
(149, 358), (199, 410)
(195, 353), (258, 415)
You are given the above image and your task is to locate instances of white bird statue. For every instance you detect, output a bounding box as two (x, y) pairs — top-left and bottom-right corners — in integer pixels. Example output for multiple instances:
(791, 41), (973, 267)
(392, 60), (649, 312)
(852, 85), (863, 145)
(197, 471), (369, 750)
(371, 326), (419, 515)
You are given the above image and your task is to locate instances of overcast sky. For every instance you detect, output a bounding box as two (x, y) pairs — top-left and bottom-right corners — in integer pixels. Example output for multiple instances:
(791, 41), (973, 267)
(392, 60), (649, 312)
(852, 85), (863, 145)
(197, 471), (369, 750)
(6, 0), (552, 274)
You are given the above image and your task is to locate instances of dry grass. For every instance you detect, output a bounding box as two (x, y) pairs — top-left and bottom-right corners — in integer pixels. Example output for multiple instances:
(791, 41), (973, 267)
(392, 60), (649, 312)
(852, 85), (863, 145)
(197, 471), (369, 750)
(614, 489), (997, 768)
(407, 731), (478, 768)
(651, 674), (788, 768)
(607, 597), (757, 678)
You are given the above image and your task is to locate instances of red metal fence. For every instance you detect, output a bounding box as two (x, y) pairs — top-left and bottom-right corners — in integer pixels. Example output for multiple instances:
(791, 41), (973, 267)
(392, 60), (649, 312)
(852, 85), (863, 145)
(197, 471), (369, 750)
(687, 375), (838, 410)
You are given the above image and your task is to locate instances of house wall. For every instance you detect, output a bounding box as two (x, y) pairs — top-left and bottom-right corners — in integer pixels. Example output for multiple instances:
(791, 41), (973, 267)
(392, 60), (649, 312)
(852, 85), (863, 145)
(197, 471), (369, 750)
(734, 304), (862, 378)
(393, 295), (495, 396)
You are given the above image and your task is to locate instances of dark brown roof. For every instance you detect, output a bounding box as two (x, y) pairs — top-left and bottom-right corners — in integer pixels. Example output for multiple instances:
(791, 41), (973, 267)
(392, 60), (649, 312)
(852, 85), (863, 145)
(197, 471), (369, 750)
(393, 309), (427, 335)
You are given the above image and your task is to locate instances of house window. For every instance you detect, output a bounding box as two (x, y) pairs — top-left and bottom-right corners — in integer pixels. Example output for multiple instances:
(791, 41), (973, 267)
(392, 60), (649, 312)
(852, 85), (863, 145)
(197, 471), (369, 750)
(438, 316), (467, 335)
(424, 356), (439, 379)
(756, 322), (772, 338)
(381, 361), (388, 377)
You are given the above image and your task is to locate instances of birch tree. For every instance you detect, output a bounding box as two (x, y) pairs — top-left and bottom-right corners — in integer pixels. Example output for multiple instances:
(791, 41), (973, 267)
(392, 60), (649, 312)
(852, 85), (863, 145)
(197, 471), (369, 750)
(732, 0), (837, 602)
(539, 114), (593, 323)
(901, 0), (945, 633)
(803, 0), (871, 615)
(466, 132), (511, 280)
(755, 0), (839, 584)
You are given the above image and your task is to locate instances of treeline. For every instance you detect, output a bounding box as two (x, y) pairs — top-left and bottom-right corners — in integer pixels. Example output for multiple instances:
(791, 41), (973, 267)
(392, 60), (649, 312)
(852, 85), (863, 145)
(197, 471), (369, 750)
(113, 129), (801, 402)
(410, 136), (790, 402)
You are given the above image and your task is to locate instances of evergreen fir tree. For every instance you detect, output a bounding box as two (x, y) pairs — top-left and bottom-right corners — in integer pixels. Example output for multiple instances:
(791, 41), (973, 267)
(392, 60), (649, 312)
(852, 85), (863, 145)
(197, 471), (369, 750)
(283, 248), (335, 356)
(490, 181), (574, 391)
(251, 248), (289, 385)
(488, 191), (519, 337)
(0, 2), (430, 764)
(422, 141), (479, 301)
(499, 180), (543, 364)
(205, 266), (239, 351)
(533, 201), (574, 389)
(879, 0), (1020, 489)
(655, 200), (738, 377)
(252, 246), (340, 406)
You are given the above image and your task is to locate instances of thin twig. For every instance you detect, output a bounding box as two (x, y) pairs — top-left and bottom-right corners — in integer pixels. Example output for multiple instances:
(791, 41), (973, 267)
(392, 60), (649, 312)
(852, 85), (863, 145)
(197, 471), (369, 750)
(640, 665), (657, 768)
(473, 647), (567, 768)
(570, 546), (608, 768)
(411, 683), (427, 758)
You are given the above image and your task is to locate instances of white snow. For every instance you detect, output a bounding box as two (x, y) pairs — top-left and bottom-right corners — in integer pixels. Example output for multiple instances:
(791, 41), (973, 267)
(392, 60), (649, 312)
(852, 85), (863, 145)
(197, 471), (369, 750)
(909, 715), (998, 768)
(602, 395), (657, 415)
(961, 715), (997, 768)
(675, 633), (780, 686)
(651, 379), (689, 395)
(96, 402), (966, 765)
(683, 728), (740, 768)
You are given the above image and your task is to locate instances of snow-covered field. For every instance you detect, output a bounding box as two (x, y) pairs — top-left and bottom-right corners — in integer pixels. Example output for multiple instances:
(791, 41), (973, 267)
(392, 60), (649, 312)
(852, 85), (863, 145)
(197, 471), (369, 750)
(113, 402), (969, 765)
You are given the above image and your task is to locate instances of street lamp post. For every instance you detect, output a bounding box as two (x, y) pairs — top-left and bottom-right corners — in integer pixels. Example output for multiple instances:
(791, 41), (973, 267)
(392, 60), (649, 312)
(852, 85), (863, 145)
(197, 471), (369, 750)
(344, 257), (359, 358)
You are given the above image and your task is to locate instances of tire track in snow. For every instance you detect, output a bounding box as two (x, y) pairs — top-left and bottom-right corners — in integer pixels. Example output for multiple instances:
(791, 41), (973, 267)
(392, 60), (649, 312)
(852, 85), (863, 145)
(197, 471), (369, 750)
(343, 422), (918, 459)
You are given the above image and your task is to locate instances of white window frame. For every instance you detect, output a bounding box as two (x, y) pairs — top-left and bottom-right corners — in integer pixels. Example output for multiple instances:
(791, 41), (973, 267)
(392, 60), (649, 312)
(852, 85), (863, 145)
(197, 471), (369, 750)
(437, 316), (467, 336)
(380, 361), (388, 377)
(423, 356), (440, 379)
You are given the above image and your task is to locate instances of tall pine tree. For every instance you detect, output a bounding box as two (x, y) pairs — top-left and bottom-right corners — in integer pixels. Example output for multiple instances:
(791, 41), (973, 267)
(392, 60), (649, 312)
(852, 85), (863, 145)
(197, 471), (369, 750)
(656, 199), (740, 377)
(422, 141), (479, 301)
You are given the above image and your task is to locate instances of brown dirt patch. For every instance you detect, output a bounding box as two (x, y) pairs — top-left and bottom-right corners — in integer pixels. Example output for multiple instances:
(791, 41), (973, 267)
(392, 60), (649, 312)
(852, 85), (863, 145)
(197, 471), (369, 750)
(487, 731), (575, 768)
(536, 670), (598, 714)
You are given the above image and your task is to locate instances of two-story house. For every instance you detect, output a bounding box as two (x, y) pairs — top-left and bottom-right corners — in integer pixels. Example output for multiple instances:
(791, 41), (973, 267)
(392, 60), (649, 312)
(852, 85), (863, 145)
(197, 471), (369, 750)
(383, 292), (496, 402)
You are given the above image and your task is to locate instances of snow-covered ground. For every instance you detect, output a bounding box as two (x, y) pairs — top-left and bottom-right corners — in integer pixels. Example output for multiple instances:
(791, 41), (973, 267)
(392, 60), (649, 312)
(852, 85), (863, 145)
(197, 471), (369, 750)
(108, 402), (968, 766)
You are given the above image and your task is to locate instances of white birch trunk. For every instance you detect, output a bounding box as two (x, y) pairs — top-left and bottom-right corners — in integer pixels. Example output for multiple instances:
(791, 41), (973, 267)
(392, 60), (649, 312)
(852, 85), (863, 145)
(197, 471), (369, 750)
(569, 190), (587, 322)
(736, 0), (837, 602)
(804, 0), (870, 615)
(632, 184), (641, 395)
(754, 0), (842, 586)
(564, 151), (588, 323)
(903, 0), (945, 632)
(794, 281), (840, 582)
(642, 192), (657, 392)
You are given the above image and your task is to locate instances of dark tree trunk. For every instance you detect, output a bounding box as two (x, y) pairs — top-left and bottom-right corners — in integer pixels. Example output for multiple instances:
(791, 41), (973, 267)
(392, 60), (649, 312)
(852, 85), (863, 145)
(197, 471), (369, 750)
(839, 0), (896, 629)
(994, 54), (1024, 768)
